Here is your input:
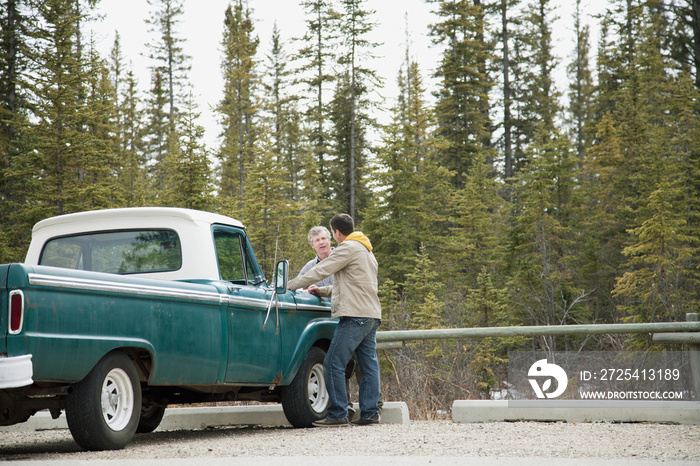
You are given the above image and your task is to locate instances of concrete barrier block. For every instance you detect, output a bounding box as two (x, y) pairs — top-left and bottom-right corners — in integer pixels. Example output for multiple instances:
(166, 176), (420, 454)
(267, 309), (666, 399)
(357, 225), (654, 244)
(380, 401), (410, 424)
(0, 401), (411, 432)
(159, 405), (291, 430)
(0, 412), (67, 432)
(451, 400), (700, 425)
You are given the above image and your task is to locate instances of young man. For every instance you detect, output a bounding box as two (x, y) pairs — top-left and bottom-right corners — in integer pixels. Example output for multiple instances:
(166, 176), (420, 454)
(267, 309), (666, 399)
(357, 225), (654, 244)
(287, 214), (382, 426)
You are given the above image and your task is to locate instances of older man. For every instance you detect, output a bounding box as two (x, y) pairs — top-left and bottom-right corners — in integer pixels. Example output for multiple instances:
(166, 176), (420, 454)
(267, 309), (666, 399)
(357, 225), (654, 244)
(297, 226), (334, 288)
(287, 214), (382, 427)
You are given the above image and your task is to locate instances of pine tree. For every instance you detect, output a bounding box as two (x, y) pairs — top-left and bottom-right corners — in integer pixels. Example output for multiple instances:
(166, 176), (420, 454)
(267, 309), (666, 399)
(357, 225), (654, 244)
(110, 35), (147, 207)
(365, 48), (452, 289)
(612, 84), (699, 333)
(162, 92), (213, 210)
(261, 25), (319, 267)
(566, 0), (595, 162)
(507, 130), (590, 350)
(571, 0), (700, 333)
(580, 3), (649, 323)
(492, 0), (520, 184)
(80, 44), (122, 209)
(610, 1), (669, 249)
(262, 24), (307, 204)
(145, 0), (190, 127)
(611, 4), (700, 328)
(667, 0), (700, 86)
(671, 72), (700, 281)
(446, 150), (505, 291)
(264, 24), (290, 158)
(332, 0), (382, 219)
(119, 68), (147, 206)
(613, 180), (696, 326)
(236, 131), (297, 277)
(294, 0), (340, 202)
(510, 0), (560, 154)
(579, 114), (627, 324)
(429, 0), (494, 188)
(143, 67), (169, 198)
(26, 0), (113, 217)
(593, 0), (643, 121)
(463, 270), (517, 397)
(145, 0), (191, 199)
(217, 1), (259, 208)
(0, 0), (36, 260)
(404, 245), (445, 331)
(328, 72), (370, 219)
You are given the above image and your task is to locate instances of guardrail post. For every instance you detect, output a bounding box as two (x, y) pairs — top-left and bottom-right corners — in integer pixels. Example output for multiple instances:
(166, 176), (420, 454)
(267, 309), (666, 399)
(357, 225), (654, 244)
(687, 313), (700, 399)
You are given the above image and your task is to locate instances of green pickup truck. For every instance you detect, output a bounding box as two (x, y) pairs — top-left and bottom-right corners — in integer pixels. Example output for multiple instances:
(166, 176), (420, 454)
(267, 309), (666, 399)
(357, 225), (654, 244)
(0, 207), (336, 450)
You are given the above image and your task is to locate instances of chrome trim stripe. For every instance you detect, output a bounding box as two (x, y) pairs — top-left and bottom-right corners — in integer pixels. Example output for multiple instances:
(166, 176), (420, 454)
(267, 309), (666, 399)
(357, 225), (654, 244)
(23, 332), (152, 345)
(26, 273), (330, 312)
(276, 302), (298, 310)
(296, 304), (331, 312)
(223, 296), (298, 311)
(28, 273), (224, 304)
(223, 295), (271, 309)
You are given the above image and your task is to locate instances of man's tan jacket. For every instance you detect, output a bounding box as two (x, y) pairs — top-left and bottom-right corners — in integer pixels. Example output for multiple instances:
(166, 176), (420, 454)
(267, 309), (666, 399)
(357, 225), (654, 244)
(287, 231), (381, 320)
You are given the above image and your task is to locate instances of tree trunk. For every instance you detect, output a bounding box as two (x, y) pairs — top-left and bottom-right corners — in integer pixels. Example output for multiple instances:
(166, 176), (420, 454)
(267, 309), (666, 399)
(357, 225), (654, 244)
(693, 0), (700, 88)
(502, 0), (513, 181)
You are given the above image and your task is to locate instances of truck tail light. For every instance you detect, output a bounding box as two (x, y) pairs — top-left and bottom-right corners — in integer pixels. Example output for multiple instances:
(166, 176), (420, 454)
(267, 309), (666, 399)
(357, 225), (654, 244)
(9, 290), (24, 334)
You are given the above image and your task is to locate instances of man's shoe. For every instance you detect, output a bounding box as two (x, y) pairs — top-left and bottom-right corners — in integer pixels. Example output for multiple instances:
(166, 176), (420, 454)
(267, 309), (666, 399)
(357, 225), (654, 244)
(312, 417), (349, 427)
(351, 413), (380, 426)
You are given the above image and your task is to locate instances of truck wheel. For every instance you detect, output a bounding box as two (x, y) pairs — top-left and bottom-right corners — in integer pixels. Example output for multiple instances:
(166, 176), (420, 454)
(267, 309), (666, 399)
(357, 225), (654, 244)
(65, 352), (141, 451)
(136, 400), (166, 434)
(281, 346), (328, 427)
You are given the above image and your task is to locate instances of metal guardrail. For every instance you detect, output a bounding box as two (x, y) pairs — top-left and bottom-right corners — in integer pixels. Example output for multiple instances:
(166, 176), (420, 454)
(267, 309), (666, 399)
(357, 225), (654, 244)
(376, 320), (700, 345)
(375, 313), (700, 398)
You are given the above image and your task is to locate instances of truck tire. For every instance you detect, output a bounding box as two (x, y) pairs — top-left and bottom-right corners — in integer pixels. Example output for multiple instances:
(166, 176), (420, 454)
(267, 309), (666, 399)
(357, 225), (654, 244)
(136, 400), (166, 434)
(281, 346), (328, 427)
(65, 352), (141, 451)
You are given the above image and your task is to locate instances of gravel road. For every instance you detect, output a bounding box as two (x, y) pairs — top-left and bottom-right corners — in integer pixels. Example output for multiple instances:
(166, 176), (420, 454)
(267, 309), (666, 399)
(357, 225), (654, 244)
(1, 421), (698, 463)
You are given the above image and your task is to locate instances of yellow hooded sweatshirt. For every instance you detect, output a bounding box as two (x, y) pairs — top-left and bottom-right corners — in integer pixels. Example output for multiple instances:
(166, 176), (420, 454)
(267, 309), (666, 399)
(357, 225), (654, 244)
(345, 231), (372, 252)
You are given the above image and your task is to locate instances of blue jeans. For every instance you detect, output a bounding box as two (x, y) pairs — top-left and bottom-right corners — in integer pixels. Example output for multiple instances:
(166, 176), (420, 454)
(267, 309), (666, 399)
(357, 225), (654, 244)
(324, 317), (381, 420)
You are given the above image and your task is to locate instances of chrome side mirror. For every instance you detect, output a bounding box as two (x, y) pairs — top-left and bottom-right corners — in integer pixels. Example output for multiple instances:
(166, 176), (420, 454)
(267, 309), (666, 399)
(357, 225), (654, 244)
(275, 260), (289, 294)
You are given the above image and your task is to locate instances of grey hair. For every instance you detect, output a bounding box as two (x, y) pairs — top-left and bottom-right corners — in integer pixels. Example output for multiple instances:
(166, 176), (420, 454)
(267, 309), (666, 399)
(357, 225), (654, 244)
(308, 226), (331, 245)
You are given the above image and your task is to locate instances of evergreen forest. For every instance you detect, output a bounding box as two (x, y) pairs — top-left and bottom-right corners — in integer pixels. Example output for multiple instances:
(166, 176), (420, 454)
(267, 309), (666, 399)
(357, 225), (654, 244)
(2, 0), (700, 415)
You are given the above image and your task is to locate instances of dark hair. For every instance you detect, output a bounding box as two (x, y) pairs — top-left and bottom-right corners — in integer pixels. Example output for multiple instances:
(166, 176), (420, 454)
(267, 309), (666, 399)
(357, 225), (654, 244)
(330, 213), (354, 236)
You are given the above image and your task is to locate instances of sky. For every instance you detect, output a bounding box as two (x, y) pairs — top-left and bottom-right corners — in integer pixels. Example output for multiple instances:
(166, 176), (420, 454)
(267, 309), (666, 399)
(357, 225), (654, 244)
(89, 0), (607, 150)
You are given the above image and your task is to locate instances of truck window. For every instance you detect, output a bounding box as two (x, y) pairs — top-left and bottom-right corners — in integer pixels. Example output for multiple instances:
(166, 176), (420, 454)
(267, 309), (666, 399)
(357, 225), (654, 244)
(40, 230), (182, 274)
(213, 229), (247, 283)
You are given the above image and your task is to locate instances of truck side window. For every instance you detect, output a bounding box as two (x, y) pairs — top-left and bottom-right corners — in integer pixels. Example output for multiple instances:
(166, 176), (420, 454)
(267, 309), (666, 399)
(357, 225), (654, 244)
(213, 229), (247, 283)
(40, 230), (182, 274)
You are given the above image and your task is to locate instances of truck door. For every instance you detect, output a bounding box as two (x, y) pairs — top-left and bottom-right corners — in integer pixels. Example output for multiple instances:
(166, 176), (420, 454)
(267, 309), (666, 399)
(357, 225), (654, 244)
(214, 227), (283, 384)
